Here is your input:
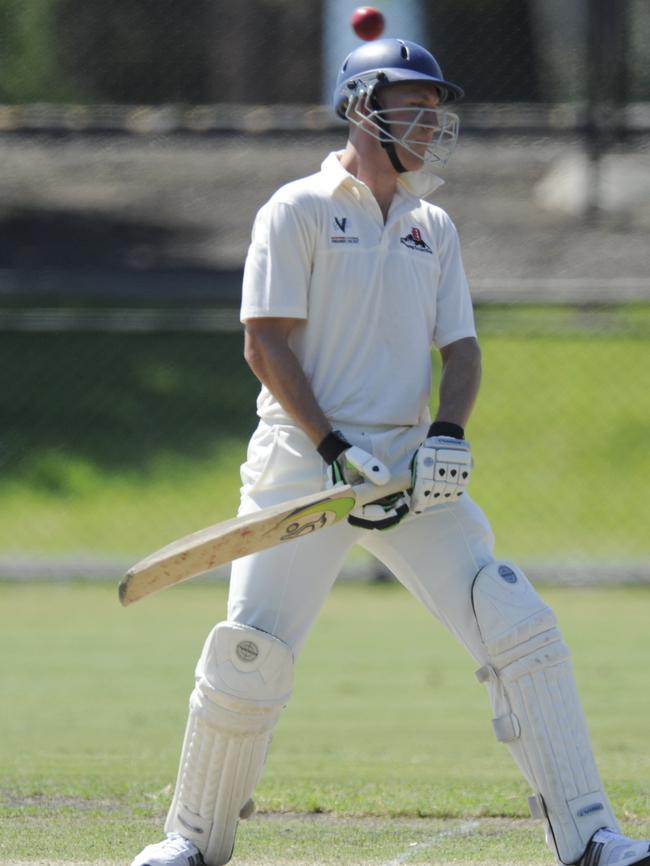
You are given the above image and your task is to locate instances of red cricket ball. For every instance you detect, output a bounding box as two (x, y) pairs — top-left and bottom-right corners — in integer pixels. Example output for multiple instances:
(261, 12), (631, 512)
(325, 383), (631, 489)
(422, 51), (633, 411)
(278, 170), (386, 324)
(351, 6), (385, 41)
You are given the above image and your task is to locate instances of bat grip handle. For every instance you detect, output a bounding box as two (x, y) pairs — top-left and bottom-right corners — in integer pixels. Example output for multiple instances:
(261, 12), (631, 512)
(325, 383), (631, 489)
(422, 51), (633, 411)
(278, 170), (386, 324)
(353, 471), (412, 507)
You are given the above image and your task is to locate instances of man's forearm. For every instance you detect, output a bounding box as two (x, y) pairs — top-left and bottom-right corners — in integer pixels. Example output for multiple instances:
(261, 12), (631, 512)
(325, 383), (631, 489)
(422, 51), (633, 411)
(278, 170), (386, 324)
(434, 338), (482, 430)
(245, 334), (331, 447)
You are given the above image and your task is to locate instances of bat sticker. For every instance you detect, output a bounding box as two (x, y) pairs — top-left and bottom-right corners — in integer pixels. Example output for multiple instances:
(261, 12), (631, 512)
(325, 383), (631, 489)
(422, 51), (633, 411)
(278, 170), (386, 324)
(273, 496), (356, 541)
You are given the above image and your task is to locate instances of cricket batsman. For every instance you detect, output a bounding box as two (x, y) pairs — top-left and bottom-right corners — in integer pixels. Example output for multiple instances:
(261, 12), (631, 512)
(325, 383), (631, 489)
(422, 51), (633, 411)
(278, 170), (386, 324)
(132, 38), (650, 866)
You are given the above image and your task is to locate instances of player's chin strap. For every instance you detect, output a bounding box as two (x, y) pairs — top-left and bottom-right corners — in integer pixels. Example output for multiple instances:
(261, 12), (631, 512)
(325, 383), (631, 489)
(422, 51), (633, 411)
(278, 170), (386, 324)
(368, 89), (408, 174)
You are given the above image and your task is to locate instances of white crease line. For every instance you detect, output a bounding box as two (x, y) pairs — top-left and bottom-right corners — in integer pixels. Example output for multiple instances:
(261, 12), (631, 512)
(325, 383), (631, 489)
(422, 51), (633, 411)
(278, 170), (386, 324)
(381, 820), (482, 866)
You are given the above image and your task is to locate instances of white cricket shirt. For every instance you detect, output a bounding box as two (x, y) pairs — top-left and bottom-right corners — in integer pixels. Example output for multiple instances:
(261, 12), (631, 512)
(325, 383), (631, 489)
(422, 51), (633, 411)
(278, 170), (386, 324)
(240, 151), (477, 427)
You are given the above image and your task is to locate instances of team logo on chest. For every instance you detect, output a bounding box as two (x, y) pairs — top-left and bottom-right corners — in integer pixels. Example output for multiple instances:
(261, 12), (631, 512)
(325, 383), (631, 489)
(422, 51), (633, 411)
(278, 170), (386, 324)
(400, 226), (432, 253)
(330, 216), (359, 245)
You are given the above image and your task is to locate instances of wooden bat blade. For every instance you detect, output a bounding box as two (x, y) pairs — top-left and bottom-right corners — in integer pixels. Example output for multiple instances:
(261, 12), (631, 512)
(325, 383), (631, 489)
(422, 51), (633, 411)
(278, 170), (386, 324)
(118, 474), (410, 607)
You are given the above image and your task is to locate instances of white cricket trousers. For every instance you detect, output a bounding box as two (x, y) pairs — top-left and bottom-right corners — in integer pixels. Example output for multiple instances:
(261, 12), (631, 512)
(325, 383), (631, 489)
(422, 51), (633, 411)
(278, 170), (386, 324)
(221, 421), (619, 866)
(227, 420), (496, 661)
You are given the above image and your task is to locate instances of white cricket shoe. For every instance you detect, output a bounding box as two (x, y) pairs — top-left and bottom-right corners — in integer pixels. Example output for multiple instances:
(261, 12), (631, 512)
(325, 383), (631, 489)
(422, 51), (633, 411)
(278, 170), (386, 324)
(578, 829), (650, 866)
(131, 833), (204, 866)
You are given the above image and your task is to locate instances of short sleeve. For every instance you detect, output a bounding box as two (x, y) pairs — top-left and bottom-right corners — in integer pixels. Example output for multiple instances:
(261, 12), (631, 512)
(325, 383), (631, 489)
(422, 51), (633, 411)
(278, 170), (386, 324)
(432, 218), (477, 349)
(240, 199), (314, 322)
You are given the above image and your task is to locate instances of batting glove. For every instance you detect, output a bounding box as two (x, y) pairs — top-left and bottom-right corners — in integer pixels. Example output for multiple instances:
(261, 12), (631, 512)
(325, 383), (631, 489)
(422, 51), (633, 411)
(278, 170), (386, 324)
(317, 430), (391, 487)
(348, 491), (411, 531)
(410, 422), (472, 513)
(317, 430), (409, 530)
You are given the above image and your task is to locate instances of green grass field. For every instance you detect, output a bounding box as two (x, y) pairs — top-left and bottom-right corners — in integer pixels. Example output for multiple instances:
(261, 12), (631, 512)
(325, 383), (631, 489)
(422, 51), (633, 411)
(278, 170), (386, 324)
(1, 307), (649, 565)
(1, 581), (649, 865)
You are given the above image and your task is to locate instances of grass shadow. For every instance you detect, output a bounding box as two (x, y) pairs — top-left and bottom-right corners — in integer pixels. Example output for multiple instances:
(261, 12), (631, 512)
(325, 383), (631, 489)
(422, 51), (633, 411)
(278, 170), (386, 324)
(1, 332), (259, 480)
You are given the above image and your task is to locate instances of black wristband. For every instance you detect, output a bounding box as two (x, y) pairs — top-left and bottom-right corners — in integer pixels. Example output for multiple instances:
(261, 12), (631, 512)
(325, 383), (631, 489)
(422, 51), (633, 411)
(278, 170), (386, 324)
(317, 430), (351, 465)
(427, 421), (465, 440)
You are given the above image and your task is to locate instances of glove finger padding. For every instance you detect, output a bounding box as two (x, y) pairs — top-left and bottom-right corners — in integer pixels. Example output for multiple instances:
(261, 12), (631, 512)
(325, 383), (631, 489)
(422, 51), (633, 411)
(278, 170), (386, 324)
(348, 491), (411, 530)
(410, 435), (472, 513)
(329, 444), (392, 488)
(341, 445), (391, 485)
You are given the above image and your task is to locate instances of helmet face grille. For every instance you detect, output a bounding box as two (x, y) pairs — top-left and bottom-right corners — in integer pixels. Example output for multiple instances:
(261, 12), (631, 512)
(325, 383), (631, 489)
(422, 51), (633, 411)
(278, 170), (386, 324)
(345, 95), (460, 170)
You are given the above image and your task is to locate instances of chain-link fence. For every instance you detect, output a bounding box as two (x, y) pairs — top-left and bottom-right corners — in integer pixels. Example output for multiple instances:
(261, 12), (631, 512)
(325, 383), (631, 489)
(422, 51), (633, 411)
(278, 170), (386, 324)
(1, 0), (649, 105)
(1, 0), (649, 581)
(1, 305), (648, 581)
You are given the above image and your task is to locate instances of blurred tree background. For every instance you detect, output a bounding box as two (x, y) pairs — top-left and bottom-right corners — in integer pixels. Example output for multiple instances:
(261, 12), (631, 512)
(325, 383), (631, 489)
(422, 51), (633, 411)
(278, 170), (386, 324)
(0, 0), (648, 105)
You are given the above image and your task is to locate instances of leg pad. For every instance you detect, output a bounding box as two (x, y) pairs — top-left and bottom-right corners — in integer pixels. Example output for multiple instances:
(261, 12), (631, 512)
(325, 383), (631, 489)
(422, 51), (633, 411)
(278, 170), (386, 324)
(472, 561), (618, 864)
(166, 623), (293, 866)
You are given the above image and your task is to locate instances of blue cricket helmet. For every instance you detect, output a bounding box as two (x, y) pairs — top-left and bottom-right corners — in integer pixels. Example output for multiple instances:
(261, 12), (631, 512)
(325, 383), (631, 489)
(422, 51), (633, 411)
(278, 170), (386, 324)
(333, 38), (464, 118)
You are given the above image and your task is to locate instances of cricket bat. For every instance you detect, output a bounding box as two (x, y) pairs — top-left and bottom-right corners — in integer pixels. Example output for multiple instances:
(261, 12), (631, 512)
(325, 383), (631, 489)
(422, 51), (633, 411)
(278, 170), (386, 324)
(119, 473), (411, 606)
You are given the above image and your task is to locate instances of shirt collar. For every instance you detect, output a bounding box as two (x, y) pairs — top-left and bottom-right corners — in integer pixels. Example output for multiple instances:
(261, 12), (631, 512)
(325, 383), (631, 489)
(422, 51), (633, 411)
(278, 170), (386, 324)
(320, 151), (444, 200)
